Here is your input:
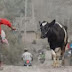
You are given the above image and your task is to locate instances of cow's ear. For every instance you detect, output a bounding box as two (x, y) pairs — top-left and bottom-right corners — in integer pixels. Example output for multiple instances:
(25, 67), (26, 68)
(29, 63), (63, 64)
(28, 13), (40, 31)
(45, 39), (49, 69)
(48, 19), (55, 27)
(39, 21), (41, 24)
(39, 21), (41, 26)
(50, 19), (55, 24)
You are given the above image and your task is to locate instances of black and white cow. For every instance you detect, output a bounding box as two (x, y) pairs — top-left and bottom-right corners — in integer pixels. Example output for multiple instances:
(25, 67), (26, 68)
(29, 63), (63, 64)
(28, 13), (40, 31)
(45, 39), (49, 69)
(39, 20), (68, 67)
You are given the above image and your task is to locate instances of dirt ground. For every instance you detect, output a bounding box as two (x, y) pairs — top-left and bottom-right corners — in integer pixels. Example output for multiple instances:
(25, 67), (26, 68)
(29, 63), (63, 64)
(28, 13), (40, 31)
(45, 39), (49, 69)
(0, 50), (72, 72)
(0, 65), (72, 72)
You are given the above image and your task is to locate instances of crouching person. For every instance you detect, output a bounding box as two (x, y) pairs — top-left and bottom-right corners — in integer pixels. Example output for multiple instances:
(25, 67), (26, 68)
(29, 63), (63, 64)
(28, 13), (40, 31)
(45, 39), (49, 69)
(21, 48), (33, 66)
(38, 51), (45, 64)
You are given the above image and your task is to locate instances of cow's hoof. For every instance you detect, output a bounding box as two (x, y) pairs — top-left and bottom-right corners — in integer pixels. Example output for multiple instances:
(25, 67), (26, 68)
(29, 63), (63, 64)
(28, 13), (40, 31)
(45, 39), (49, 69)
(62, 60), (65, 66)
(55, 63), (59, 67)
(52, 62), (56, 67)
(52, 61), (60, 67)
(56, 61), (60, 66)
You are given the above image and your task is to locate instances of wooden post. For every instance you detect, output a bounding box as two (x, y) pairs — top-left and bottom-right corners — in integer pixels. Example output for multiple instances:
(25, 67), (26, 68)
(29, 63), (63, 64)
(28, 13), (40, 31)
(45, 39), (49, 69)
(24, 0), (27, 42)
(32, 0), (37, 39)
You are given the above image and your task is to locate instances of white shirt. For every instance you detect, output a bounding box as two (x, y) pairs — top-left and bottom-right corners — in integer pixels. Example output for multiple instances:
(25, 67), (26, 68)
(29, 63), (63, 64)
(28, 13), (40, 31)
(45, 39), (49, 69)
(1, 30), (6, 40)
(22, 52), (32, 61)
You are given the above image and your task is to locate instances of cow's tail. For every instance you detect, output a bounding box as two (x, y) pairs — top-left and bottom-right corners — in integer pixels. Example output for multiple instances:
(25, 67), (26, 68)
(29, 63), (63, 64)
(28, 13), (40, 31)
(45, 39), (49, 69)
(63, 28), (67, 44)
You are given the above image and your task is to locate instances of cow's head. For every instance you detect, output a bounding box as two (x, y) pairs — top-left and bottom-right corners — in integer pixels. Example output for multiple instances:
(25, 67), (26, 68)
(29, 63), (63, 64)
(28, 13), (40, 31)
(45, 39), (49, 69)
(39, 20), (56, 38)
(39, 21), (48, 38)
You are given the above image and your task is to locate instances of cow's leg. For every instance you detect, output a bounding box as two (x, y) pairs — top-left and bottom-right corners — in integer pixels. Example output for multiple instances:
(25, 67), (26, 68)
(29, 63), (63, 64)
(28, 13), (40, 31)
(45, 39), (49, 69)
(61, 49), (65, 66)
(61, 46), (66, 65)
(55, 47), (61, 67)
(51, 49), (57, 67)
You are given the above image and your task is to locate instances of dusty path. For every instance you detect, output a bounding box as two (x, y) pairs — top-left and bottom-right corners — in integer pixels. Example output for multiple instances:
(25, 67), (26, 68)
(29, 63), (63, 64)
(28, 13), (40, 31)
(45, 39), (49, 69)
(0, 50), (72, 72)
(0, 65), (72, 72)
